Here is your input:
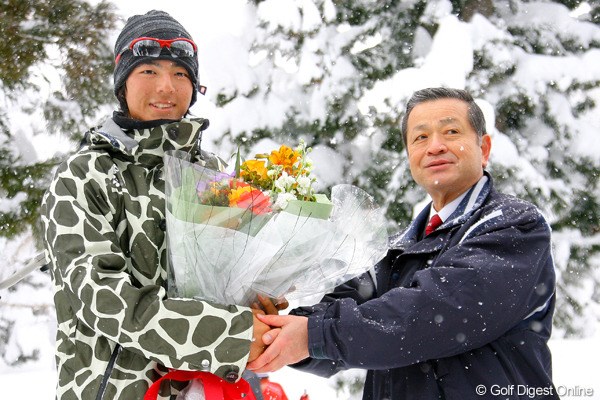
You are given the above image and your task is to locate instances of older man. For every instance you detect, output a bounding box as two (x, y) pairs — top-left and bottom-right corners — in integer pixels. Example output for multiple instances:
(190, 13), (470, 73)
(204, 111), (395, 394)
(248, 88), (558, 400)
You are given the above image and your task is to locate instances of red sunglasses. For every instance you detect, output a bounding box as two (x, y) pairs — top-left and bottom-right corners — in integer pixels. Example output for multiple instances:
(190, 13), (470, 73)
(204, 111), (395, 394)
(115, 37), (197, 64)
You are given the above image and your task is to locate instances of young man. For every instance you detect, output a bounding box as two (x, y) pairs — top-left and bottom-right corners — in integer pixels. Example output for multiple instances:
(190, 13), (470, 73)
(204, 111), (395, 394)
(248, 88), (558, 400)
(41, 10), (269, 399)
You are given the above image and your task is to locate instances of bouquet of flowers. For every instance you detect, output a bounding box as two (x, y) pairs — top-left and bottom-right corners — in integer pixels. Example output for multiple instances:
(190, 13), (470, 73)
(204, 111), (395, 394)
(164, 141), (388, 306)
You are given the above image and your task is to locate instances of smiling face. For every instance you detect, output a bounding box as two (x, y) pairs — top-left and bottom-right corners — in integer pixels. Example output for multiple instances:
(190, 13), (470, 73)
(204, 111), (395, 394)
(124, 59), (193, 121)
(406, 98), (492, 210)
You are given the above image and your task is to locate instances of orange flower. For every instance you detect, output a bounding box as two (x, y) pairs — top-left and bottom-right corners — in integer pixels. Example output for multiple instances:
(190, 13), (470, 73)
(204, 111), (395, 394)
(228, 179), (249, 190)
(268, 145), (299, 174)
(228, 184), (271, 214)
(236, 189), (272, 215)
(228, 185), (253, 207)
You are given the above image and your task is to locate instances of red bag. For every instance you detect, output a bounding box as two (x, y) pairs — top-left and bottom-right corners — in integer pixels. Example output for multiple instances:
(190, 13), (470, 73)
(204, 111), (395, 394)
(259, 376), (289, 400)
(144, 370), (256, 400)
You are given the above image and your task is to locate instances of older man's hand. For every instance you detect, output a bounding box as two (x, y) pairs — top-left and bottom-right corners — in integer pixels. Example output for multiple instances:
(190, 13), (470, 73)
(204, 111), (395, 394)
(246, 314), (310, 373)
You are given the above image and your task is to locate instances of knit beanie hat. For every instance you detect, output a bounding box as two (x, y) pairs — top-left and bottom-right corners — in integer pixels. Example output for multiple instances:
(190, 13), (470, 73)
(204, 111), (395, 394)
(113, 10), (200, 109)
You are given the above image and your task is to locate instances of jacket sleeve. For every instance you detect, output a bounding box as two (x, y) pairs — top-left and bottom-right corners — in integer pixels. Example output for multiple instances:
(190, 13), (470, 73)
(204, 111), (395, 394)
(289, 272), (376, 377)
(41, 152), (253, 378)
(306, 200), (555, 370)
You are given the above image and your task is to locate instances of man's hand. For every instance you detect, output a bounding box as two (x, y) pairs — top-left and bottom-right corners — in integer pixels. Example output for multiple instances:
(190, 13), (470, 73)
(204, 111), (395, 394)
(252, 294), (289, 315)
(248, 309), (270, 363)
(246, 314), (309, 373)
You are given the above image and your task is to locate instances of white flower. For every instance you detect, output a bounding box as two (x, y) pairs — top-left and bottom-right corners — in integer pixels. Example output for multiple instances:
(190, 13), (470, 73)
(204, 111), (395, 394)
(274, 192), (296, 210)
(295, 138), (306, 153)
(296, 176), (313, 196)
(274, 172), (296, 192)
(303, 157), (314, 172)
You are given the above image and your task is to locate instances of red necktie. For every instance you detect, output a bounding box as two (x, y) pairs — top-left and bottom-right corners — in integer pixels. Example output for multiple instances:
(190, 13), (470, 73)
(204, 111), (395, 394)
(425, 214), (442, 236)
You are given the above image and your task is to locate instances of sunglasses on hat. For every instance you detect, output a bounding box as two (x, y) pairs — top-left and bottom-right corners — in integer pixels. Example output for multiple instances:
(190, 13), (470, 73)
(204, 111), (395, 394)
(116, 37), (207, 95)
(115, 37), (197, 64)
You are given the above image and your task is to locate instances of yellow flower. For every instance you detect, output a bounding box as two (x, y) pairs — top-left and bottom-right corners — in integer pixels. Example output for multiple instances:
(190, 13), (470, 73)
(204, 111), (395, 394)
(241, 159), (269, 184)
(268, 145), (299, 174)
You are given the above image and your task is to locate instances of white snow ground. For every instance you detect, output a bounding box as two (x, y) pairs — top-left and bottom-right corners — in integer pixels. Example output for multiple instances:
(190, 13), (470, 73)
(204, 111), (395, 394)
(0, 335), (598, 399)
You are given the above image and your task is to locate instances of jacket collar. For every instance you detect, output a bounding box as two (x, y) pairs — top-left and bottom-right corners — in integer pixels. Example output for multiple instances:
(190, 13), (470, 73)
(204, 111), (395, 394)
(86, 115), (209, 168)
(389, 172), (493, 250)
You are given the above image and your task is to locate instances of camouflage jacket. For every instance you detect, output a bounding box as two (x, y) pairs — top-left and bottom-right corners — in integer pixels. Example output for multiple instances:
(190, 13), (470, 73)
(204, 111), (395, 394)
(41, 117), (253, 400)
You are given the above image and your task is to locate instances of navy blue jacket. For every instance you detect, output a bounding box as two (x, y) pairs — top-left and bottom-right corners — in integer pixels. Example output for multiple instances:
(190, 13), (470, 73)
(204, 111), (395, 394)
(293, 175), (558, 399)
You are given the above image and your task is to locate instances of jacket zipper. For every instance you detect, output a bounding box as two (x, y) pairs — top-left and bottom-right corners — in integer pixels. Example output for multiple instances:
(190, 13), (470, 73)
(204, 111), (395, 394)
(432, 361), (447, 400)
(95, 344), (122, 400)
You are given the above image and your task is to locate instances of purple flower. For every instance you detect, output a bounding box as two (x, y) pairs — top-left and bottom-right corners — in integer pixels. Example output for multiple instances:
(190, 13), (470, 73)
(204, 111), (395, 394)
(196, 171), (234, 192)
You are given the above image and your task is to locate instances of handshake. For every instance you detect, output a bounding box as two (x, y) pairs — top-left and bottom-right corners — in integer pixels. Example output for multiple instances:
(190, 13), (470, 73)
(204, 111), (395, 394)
(247, 295), (310, 373)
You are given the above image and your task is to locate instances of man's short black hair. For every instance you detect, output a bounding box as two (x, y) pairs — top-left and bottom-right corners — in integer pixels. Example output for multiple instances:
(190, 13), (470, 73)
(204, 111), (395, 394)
(400, 87), (487, 148)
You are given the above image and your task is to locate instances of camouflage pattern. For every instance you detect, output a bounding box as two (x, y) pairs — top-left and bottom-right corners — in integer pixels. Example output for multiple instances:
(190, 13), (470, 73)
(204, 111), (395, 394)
(40, 118), (253, 400)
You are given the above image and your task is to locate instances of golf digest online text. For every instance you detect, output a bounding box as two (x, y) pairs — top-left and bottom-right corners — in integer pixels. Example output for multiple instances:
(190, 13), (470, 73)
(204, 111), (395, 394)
(475, 384), (595, 398)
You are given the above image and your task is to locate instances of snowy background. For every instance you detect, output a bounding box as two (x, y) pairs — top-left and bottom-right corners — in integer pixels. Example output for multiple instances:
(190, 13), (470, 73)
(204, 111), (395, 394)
(1, 0), (600, 399)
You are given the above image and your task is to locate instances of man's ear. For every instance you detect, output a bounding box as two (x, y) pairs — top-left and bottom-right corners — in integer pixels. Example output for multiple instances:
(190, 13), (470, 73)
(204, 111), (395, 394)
(117, 85), (129, 114)
(481, 134), (492, 168)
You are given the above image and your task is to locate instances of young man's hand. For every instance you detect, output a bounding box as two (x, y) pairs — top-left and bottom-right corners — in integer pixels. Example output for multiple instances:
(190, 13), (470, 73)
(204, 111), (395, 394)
(251, 294), (289, 315)
(248, 309), (270, 363)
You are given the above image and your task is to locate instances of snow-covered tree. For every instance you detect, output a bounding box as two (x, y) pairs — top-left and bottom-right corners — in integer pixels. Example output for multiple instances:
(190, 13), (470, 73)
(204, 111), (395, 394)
(0, 0), (117, 239)
(205, 0), (600, 338)
(466, 0), (600, 337)
(0, 0), (117, 368)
